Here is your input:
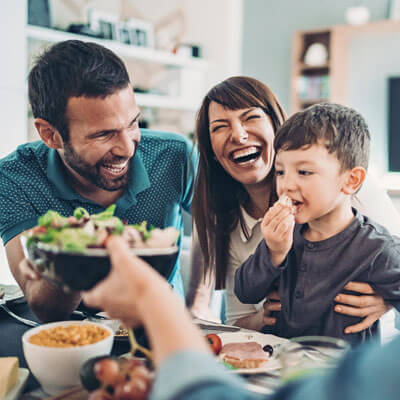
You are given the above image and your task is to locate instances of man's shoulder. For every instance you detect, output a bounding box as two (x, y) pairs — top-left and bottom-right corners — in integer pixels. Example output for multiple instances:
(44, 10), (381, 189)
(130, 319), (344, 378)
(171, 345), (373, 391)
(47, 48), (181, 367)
(0, 141), (48, 174)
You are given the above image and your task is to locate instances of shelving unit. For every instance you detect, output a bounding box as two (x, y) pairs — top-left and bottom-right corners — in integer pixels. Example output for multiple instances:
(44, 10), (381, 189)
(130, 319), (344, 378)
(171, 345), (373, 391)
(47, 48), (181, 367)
(290, 28), (331, 114)
(26, 25), (208, 70)
(26, 24), (209, 128)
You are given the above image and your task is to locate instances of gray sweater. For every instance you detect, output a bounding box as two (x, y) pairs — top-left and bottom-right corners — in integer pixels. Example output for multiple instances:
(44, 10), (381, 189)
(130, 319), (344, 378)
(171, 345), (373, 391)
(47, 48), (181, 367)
(235, 209), (400, 345)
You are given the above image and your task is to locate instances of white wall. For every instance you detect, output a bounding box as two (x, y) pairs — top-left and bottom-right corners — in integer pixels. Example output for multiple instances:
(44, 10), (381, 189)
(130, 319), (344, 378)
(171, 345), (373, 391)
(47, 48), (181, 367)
(348, 33), (400, 176)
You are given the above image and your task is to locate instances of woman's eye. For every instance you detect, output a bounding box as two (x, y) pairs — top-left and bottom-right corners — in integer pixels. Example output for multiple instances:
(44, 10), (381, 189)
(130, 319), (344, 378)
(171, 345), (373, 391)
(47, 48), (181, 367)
(299, 170), (312, 176)
(211, 125), (226, 133)
(246, 115), (260, 121)
(275, 170), (284, 176)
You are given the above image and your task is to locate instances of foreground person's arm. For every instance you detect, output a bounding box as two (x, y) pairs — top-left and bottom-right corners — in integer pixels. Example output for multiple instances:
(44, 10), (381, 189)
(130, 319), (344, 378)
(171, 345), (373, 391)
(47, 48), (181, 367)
(82, 237), (248, 400)
(6, 234), (81, 322)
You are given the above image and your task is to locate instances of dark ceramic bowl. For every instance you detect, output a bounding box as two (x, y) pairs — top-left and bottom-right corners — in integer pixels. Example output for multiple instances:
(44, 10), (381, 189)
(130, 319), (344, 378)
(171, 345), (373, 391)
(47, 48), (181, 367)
(21, 237), (178, 291)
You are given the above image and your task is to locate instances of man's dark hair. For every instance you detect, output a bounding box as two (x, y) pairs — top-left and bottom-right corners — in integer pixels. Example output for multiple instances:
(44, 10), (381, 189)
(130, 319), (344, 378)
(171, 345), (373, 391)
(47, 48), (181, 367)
(274, 103), (370, 171)
(28, 40), (130, 141)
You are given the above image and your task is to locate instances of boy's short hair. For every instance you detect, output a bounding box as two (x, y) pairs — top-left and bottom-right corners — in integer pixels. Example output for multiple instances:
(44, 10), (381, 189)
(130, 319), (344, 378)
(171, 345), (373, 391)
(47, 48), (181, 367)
(28, 40), (130, 142)
(274, 103), (370, 171)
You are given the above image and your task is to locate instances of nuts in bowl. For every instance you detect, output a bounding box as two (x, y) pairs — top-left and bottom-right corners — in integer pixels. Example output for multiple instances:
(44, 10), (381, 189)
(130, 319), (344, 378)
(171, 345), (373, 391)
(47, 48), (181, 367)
(22, 321), (114, 395)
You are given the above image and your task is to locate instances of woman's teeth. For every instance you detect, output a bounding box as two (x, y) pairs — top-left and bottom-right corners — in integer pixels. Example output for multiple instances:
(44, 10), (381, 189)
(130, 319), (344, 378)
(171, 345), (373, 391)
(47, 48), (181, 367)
(232, 147), (261, 164)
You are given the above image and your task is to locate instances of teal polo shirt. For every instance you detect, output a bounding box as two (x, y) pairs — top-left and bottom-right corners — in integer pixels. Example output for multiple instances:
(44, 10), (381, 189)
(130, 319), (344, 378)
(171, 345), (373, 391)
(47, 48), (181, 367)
(0, 129), (196, 297)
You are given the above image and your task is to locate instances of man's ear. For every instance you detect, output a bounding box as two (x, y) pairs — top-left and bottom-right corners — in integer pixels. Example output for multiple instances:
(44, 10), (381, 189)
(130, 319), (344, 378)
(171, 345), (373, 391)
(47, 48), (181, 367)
(34, 118), (64, 149)
(342, 167), (367, 195)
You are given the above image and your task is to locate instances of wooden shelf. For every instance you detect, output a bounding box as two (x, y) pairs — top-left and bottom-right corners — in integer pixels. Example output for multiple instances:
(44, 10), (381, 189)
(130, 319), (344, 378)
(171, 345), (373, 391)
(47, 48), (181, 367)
(26, 25), (209, 70)
(299, 63), (330, 72)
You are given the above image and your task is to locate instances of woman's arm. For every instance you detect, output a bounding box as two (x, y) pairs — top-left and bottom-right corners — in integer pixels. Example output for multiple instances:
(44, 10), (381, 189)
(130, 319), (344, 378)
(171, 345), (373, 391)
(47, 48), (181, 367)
(186, 232), (221, 322)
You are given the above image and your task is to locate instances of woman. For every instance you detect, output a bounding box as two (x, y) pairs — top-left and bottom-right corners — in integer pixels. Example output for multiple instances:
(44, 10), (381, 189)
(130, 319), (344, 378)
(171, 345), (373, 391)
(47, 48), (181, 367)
(190, 76), (391, 332)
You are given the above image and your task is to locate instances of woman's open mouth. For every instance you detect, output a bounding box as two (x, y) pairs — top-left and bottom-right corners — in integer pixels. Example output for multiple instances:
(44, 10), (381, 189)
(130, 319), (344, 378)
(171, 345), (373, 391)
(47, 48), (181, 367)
(230, 146), (262, 165)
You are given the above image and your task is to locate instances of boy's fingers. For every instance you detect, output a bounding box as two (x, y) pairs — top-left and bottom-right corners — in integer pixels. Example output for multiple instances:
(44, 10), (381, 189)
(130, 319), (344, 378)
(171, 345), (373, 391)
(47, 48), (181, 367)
(343, 281), (374, 294)
(266, 209), (292, 233)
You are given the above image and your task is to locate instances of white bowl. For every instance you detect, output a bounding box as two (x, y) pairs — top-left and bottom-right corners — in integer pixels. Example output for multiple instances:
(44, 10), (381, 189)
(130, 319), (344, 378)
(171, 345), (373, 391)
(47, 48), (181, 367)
(22, 320), (114, 395)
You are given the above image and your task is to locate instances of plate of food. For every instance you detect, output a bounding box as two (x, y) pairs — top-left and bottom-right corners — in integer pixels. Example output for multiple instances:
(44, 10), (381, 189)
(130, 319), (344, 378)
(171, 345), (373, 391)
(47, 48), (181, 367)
(206, 332), (288, 374)
(21, 205), (179, 291)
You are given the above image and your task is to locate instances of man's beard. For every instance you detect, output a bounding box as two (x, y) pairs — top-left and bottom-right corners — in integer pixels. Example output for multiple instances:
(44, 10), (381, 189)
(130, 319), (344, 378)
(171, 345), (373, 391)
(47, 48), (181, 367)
(63, 142), (131, 191)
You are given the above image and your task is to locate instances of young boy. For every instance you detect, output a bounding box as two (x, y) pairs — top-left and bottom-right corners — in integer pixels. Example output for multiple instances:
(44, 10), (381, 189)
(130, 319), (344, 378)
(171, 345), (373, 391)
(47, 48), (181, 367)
(234, 103), (400, 345)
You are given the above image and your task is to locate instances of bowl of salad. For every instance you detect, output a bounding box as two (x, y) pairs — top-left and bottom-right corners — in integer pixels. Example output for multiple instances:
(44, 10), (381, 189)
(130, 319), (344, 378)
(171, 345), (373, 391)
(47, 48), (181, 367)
(21, 205), (179, 291)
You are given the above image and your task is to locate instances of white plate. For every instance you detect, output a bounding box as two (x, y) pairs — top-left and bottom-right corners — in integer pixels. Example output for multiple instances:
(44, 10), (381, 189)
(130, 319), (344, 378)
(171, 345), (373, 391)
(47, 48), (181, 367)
(218, 332), (288, 374)
(5, 368), (29, 400)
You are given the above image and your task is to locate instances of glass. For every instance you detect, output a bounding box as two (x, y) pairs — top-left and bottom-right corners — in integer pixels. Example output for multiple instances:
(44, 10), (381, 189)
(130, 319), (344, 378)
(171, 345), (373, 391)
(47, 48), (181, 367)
(279, 336), (350, 383)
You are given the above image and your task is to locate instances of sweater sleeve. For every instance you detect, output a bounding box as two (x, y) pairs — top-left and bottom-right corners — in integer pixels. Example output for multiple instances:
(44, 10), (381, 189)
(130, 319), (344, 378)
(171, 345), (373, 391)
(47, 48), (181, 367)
(368, 241), (400, 311)
(234, 239), (285, 304)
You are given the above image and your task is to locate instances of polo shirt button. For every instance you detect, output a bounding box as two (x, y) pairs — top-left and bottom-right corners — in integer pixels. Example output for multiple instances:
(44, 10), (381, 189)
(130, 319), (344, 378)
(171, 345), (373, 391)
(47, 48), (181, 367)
(295, 290), (303, 298)
(307, 243), (315, 249)
(299, 264), (307, 272)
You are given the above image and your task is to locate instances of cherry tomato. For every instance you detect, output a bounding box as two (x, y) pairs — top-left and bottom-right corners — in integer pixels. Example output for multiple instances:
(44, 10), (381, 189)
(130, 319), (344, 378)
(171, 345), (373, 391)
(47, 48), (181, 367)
(205, 333), (222, 355)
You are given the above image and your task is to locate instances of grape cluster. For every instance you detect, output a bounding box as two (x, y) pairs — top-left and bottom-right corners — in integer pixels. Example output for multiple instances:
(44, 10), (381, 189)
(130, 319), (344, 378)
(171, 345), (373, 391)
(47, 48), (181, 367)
(88, 358), (153, 400)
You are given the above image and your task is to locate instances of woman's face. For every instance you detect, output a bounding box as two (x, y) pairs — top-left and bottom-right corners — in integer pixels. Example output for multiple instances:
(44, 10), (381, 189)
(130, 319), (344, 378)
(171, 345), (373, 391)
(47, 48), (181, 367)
(208, 101), (275, 187)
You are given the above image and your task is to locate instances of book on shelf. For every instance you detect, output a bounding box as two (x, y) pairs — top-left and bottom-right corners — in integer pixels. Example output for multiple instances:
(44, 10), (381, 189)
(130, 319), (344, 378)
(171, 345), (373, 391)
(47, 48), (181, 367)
(297, 75), (330, 102)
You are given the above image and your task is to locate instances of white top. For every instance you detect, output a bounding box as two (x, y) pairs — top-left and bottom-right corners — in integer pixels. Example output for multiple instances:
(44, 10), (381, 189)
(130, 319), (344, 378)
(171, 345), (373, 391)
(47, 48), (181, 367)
(224, 172), (400, 325)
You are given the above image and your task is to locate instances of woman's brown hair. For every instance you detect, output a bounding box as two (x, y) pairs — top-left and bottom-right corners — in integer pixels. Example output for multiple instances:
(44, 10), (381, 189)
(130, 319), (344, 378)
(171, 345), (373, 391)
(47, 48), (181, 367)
(192, 76), (287, 289)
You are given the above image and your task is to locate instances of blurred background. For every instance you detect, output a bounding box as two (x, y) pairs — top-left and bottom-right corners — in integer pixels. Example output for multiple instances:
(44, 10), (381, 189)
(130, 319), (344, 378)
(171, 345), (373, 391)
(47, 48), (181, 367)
(0, 0), (400, 288)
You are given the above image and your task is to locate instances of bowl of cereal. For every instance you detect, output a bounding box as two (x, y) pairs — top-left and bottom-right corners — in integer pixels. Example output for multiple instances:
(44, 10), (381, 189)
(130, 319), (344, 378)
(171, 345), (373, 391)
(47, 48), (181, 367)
(22, 321), (113, 395)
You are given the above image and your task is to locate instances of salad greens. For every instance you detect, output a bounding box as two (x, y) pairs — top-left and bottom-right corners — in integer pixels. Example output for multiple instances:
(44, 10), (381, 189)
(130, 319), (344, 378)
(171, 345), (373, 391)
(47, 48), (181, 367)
(26, 204), (160, 253)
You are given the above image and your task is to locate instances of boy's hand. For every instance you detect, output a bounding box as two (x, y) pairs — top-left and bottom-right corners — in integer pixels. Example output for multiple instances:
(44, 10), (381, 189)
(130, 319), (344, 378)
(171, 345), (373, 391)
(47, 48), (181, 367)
(261, 198), (295, 267)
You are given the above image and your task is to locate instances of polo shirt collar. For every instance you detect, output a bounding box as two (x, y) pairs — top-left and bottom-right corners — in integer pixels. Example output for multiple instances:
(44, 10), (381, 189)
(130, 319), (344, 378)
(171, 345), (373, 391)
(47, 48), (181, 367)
(239, 206), (262, 242)
(46, 148), (151, 207)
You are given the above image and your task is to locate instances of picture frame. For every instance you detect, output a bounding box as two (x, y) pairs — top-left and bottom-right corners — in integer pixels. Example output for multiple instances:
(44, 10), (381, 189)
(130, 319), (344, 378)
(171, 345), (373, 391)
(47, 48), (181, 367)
(88, 9), (119, 41)
(116, 22), (132, 45)
(126, 18), (155, 48)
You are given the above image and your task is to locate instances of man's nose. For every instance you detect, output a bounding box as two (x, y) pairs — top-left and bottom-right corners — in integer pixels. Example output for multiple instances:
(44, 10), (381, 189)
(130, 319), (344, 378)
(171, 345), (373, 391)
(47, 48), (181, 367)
(112, 130), (137, 158)
(230, 122), (248, 144)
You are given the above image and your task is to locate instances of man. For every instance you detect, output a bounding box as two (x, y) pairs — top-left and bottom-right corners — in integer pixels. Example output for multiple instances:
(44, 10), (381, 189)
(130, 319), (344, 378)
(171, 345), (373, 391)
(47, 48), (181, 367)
(0, 40), (195, 322)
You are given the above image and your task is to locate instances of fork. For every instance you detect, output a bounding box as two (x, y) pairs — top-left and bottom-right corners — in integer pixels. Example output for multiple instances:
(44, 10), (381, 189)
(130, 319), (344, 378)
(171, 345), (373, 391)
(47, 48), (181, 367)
(0, 303), (39, 327)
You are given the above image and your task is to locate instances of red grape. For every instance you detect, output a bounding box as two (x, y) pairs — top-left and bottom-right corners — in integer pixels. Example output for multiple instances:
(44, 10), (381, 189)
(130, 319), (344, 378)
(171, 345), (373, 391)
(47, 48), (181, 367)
(88, 389), (113, 400)
(94, 358), (121, 385)
(114, 379), (149, 400)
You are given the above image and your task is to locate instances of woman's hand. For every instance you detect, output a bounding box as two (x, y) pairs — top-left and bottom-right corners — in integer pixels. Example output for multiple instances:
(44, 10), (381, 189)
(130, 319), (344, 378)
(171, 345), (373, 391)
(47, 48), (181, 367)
(261, 203), (295, 267)
(334, 281), (391, 334)
(234, 290), (281, 331)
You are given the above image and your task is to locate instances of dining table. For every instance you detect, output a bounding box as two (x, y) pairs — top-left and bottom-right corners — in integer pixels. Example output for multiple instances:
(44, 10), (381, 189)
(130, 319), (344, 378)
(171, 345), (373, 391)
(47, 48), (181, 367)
(1, 297), (283, 399)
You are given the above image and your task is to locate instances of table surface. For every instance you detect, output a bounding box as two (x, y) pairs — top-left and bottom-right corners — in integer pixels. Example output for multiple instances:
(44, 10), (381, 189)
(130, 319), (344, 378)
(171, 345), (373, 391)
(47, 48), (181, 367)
(1, 302), (281, 398)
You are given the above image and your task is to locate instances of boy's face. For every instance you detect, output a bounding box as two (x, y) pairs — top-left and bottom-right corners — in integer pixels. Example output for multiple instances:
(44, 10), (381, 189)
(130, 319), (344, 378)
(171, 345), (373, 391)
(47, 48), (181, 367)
(275, 143), (349, 224)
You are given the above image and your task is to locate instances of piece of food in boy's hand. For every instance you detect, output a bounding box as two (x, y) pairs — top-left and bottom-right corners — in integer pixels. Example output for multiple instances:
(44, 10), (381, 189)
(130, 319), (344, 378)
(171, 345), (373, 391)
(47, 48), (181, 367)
(277, 194), (295, 214)
(219, 342), (269, 369)
(205, 333), (222, 355)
